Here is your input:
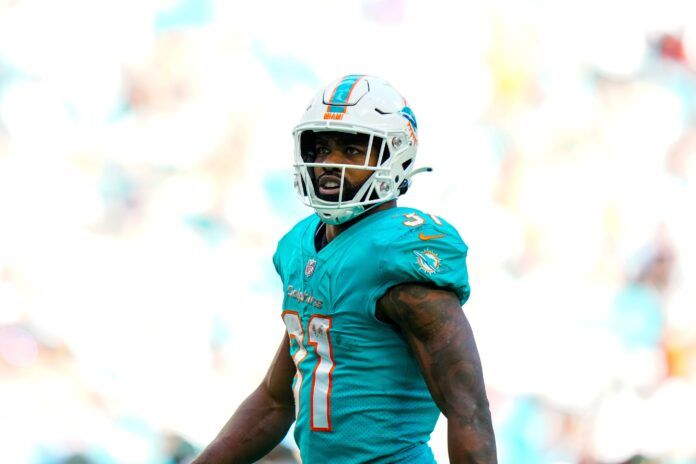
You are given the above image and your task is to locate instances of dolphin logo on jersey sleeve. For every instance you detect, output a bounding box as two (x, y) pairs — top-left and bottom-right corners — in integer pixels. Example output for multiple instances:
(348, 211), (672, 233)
(413, 250), (441, 275)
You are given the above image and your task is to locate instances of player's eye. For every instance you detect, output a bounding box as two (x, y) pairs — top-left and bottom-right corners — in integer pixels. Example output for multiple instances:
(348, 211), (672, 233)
(315, 145), (331, 156)
(345, 146), (364, 156)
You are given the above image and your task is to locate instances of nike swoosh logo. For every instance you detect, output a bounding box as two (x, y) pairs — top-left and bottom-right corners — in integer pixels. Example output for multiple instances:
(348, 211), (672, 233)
(419, 232), (445, 241)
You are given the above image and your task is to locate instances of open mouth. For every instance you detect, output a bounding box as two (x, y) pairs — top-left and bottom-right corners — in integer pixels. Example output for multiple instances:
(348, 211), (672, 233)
(318, 175), (342, 196)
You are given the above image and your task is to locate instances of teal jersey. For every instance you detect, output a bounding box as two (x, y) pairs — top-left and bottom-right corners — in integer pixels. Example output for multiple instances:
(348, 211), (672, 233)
(273, 207), (471, 464)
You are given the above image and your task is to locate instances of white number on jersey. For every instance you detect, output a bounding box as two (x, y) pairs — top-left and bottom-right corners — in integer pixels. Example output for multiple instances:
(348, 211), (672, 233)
(403, 212), (442, 227)
(282, 311), (307, 419)
(282, 312), (335, 431)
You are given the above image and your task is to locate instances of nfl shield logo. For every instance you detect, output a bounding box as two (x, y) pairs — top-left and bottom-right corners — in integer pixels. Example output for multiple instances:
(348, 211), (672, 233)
(305, 259), (317, 278)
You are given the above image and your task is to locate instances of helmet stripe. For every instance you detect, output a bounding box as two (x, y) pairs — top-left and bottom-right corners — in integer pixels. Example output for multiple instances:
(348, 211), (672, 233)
(326, 74), (364, 114)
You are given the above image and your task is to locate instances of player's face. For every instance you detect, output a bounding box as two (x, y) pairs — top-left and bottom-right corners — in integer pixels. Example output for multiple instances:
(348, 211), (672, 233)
(312, 132), (381, 202)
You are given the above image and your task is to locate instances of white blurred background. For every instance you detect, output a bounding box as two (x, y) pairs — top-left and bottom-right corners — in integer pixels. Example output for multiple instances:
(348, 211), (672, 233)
(1, 0), (696, 463)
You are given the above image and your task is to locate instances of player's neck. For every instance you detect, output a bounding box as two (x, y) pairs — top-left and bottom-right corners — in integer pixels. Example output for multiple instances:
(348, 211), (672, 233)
(325, 200), (397, 244)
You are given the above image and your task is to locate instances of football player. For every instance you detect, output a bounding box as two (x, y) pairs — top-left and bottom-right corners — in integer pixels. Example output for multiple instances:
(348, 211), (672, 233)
(194, 75), (497, 463)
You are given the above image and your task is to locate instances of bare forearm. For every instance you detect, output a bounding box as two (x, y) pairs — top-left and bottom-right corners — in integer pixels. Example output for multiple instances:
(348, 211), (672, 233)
(193, 387), (294, 464)
(447, 406), (497, 464)
(436, 323), (497, 463)
(437, 330), (497, 464)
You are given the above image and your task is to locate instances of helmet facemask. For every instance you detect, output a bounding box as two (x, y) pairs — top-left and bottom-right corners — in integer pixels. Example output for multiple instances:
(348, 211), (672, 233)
(293, 126), (411, 225)
(292, 75), (420, 225)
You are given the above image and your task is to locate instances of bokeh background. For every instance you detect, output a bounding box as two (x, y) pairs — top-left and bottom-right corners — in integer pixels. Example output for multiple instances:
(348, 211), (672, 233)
(1, 0), (696, 463)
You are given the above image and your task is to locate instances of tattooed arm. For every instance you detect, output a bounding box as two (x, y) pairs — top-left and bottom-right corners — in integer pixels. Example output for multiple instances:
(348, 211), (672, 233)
(378, 283), (497, 464)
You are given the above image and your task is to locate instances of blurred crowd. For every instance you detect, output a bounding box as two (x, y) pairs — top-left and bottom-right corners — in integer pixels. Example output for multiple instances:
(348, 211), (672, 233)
(1, 0), (695, 463)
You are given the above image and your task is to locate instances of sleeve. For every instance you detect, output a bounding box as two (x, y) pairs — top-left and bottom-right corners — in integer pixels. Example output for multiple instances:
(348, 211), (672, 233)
(272, 234), (287, 284)
(374, 226), (471, 306)
(272, 243), (282, 277)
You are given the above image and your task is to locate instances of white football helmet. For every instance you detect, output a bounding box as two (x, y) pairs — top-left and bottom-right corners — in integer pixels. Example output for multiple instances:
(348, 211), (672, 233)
(293, 75), (426, 225)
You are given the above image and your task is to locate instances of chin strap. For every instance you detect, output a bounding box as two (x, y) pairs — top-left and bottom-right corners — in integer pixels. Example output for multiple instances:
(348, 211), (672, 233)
(406, 166), (433, 179)
(398, 166), (433, 195)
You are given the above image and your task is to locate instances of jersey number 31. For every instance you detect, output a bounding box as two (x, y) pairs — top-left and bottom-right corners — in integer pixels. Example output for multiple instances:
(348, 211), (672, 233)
(282, 311), (334, 432)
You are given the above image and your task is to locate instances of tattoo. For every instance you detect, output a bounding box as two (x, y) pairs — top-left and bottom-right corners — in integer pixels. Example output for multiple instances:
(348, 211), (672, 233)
(379, 284), (497, 463)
